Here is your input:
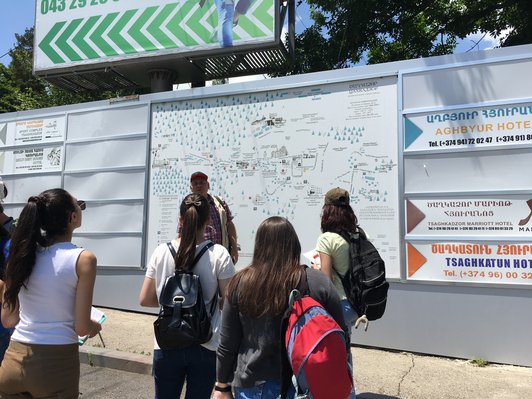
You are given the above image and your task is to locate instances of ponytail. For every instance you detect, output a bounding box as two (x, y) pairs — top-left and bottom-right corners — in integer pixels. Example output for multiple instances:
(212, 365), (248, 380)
(174, 194), (210, 271)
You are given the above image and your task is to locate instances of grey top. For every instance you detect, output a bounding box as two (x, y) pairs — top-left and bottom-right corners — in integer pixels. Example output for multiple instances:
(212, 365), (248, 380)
(216, 267), (348, 387)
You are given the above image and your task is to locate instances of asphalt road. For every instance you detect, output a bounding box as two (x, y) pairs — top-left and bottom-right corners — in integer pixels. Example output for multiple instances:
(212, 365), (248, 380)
(79, 364), (153, 399)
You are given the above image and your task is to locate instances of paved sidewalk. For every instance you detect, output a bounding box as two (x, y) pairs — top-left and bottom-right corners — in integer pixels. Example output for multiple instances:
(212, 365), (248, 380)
(79, 307), (532, 399)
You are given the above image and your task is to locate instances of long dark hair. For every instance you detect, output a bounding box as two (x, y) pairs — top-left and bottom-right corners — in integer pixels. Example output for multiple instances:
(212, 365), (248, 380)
(3, 188), (76, 310)
(227, 217), (302, 318)
(175, 194), (210, 271)
(321, 204), (366, 238)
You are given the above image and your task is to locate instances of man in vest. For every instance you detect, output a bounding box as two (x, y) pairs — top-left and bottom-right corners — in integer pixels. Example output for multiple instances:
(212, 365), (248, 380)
(189, 171), (238, 263)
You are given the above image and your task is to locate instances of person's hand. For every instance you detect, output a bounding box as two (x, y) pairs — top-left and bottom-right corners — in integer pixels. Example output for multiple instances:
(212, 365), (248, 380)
(88, 319), (102, 338)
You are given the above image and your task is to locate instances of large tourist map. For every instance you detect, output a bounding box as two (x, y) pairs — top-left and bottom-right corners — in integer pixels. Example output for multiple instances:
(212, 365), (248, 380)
(148, 77), (400, 276)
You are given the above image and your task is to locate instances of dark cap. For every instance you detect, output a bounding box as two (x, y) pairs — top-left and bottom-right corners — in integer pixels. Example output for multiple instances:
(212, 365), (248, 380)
(324, 187), (350, 206)
(190, 171), (208, 182)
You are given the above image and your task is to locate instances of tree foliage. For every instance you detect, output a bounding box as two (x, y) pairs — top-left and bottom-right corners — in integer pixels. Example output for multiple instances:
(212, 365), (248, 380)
(288, 0), (532, 74)
(0, 28), (145, 114)
(2, 2), (531, 108)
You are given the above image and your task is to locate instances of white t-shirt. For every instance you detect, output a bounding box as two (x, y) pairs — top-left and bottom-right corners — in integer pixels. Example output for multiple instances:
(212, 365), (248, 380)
(145, 239), (235, 351)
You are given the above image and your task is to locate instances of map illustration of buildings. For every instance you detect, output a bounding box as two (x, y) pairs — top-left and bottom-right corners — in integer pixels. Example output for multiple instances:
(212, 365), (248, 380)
(148, 78), (400, 272)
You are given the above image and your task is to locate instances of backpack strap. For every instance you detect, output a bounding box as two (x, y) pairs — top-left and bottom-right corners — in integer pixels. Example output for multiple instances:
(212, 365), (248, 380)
(166, 242), (177, 259)
(193, 241), (221, 317)
(191, 240), (214, 269)
(297, 266), (310, 296)
(280, 266), (308, 398)
(167, 240), (214, 271)
(340, 231), (363, 272)
(212, 195), (229, 249)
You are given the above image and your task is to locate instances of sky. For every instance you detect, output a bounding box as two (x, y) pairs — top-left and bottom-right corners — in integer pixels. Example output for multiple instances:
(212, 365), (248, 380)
(0, 0), (35, 65)
(0, 1), (499, 69)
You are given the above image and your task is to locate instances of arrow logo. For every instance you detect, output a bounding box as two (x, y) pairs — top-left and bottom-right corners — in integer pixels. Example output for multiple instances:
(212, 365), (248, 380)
(404, 117), (423, 149)
(407, 243), (426, 277)
(406, 199), (426, 233)
(0, 124), (7, 145)
(38, 1), (274, 65)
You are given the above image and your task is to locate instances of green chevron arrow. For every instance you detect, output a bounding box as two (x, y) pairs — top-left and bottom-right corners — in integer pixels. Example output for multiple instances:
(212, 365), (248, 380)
(147, 3), (178, 49)
(72, 16), (101, 59)
(39, 21), (66, 64)
(167, 1), (198, 47)
(56, 19), (84, 61)
(128, 6), (158, 52)
(108, 9), (137, 54)
(239, 0), (270, 38)
(239, 17), (265, 38)
(90, 12), (119, 57)
(252, 0), (274, 30)
(184, 5), (216, 44)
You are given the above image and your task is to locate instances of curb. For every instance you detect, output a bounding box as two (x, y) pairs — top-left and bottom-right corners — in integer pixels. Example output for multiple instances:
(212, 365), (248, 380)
(79, 346), (152, 375)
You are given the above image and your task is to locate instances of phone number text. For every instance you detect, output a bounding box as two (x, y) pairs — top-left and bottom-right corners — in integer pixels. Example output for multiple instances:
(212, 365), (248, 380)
(40, 0), (120, 15)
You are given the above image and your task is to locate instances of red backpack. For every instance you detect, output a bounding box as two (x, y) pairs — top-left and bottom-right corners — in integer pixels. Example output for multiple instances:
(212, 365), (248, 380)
(281, 269), (353, 399)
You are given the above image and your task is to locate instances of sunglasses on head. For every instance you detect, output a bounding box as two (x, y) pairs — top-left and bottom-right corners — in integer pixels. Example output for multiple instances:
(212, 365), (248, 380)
(77, 200), (86, 210)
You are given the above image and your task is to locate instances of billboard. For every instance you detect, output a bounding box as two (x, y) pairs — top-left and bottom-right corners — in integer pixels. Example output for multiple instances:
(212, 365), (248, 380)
(34, 0), (277, 72)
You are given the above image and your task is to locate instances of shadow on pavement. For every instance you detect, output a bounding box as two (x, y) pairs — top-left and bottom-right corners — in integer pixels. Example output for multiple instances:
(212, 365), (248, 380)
(357, 393), (399, 399)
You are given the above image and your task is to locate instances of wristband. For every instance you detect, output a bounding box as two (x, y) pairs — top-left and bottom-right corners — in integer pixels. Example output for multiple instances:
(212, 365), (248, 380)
(214, 385), (231, 392)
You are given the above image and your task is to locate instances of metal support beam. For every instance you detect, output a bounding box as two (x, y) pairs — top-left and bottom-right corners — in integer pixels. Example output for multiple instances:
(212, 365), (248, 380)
(148, 69), (177, 93)
(288, 0), (295, 64)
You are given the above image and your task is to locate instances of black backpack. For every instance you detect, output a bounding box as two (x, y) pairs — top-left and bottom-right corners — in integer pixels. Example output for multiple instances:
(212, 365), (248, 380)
(153, 241), (217, 350)
(337, 231), (389, 325)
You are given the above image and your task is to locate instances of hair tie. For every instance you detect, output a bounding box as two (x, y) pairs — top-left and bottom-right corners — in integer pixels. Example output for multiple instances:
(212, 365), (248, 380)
(28, 195), (46, 211)
(28, 196), (41, 205)
(184, 197), (202, 207)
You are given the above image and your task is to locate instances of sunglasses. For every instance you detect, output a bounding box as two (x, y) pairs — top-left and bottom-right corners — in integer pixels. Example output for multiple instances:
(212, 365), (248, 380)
(77, 200), (86, 211)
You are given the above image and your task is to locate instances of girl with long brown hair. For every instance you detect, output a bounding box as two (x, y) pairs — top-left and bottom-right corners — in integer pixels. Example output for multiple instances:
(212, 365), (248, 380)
(139, 193), (235, 399)
(0, 188), (101, 398)
(213, 216), (348, 399)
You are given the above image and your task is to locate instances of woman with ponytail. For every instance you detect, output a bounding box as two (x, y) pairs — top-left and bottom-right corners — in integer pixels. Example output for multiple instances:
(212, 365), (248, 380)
(0, 188), (101, 398)
(139, 193), (235, 399)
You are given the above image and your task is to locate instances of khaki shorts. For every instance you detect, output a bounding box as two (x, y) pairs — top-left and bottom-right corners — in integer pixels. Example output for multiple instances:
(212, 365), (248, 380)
(0, 340), (79, 399)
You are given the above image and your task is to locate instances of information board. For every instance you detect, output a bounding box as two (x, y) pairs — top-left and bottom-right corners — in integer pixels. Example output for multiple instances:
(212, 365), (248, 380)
(0, 117), (65, 147)
(148, 77), (401, 277)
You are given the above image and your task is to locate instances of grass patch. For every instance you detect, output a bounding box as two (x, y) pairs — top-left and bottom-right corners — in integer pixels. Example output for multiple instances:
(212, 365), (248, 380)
(470, 358), (488, 367)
